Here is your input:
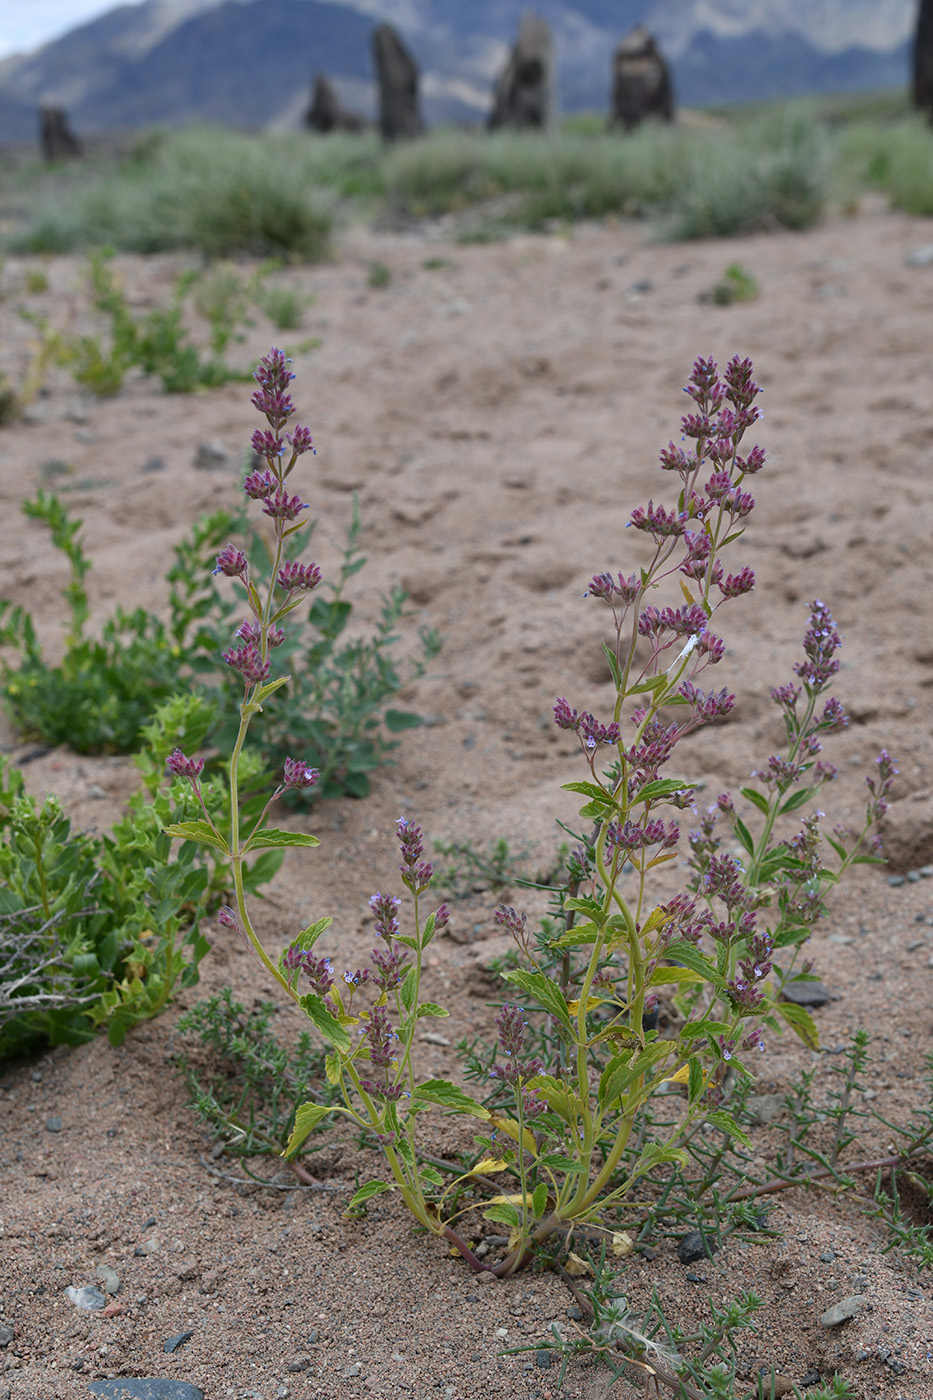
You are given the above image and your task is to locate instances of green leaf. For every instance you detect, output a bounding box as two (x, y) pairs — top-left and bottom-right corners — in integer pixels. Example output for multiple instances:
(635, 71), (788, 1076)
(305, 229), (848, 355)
(412, 1078), (490, 1119)
(347, 1179), (395, 1209)
(501, 969), (572, 1030)
(535, 1153), (582, 1174)
(561, 780), (615, 803)
(599, 1043), (670, 1104)
(416, 1003), (449, 1018)
(778, 787), (814, 816)
(242, 826), (321, 853)
(548, 920), (600, 950)
(601, 640), (622, 689)
(663, 941), (724, 989)
(740, 786), (771, 817)
(564, 896), (604, 918)
(162, 820), (230, 855)
(531, 1183), (548, 1218)
(253, 675), (289, 705)
(384, 709), (423, 732)
(298, 992), (352, 1052)
(631, 778), (691, 805)
(483, 1202), (521, 1227)
(528, 1074), (584, 1123)
(324, 1053), (342, 1086)
(734, 818), (754, 856)
(705, 1110), (753, 1149)
(687, 1057), (704, 1104)
(680, 1018), (732, 1042)
(648, 965), (705, 987)
(284, 1101), (331, 1157)
(400, 966), (417, 1014)
(775, 999), (820, 1050)
(419, 1164), (444, 1189)
(420, 911), (437, 948)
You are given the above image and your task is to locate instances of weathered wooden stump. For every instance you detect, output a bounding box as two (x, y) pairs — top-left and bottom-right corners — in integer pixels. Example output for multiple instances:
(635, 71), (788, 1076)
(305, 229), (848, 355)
(914, 0), (933, 122)
(39, 106), (81, 162)
(488, 13), (554, 131)
(609, 27), (674, 133)
(372, 24), (424, 141)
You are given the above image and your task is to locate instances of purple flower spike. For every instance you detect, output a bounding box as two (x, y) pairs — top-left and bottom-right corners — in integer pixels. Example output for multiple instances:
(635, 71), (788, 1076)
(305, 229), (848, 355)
(366, 1004), (396, 1069)
(282, 757), (319, 790)
(213, 544), (248, 579)
(166, 747), (204, 780)
(277, 559), (322, 593)
(249, 431), (284, 463)
(369, 893), (401, 941)
(794, 600), (842, 692)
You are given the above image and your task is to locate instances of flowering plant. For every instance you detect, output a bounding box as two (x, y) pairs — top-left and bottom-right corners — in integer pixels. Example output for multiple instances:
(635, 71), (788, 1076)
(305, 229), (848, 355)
(167, 350), (892, 1278)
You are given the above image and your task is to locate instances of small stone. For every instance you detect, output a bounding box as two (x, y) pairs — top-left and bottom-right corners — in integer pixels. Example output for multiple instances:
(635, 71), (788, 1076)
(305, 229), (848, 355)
(905, 1288), (923, 1300)
(828, 934), (853, 945)
(141, 456), (166, 473)
(820, 1296), (863, 1326)
(798, 1371), (821, 1387)
(45, 1116), (63, 1132)
(65, 1285), (107, 1310)
(746, 1093), (784, 1125)
(193, 439), (229, 469)
(286, 1357), (311, 1372)
(344, 1362), (361, 1377)
(173, 1258), (199, 1280)
(781, 980), (831, 1008)
(907, 940), (924, 952)
(495, 1327), (509, 1338)
(306, 1329), (319, 1345)
(89, 1384), (205, 1400)
(94, 1264), (121, 1295)
(677, 1230), (717, 1264)
(887, 875), (907, 888)
(163, 1330), (194, 1354)
(86, 783), (107, 799)
(905, 244), (933, 266)
(919, 865), (933, 877)
(566, 1306), (583, 1320)
(684, 1271), (705, 1283)
(819, 1251), (836, 1263)
(535, 1350), (553, 1369)
(908, 870), (922, 883)
(0, 1323), (12, 1348)
(419, 1031), (451, 1046)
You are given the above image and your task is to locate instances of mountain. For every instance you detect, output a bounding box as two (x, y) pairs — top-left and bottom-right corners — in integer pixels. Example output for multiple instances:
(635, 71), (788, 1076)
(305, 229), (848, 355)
(0, 0), (917, 141)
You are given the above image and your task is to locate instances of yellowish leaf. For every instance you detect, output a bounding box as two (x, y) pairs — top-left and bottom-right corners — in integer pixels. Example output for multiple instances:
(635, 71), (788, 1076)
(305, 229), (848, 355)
(487, 1193), (527, 1207)
(611, 1231), (634, 1257)
(470, 1158), (509, 1176)
(680, 580), (696, 605)
(665, 1064), (691, 1085)
(507, 1226), (525, 1252)
(566, 996), (610, 1014)
(565, 1251), (594, 1278)
(641, 906), (677, 936)
(489, 1114), (538, 1157)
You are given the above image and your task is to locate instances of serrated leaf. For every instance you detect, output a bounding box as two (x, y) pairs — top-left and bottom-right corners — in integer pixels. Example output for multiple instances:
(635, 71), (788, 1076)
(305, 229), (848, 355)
(501, 969), (572, 1030)
(283, 1101), (331, 1157)
(705, 1109), (753, 1150)
(631, 778), (691, 805)
(162, 820), (230, 855)
(531, 1183), (548, 1218)
(416, 1002), (449, 1018)
(680, 1018), (732, 1041)
(420, 1164), (444, 1188)
(648, 965), (705, 987)
(242, 826), (321, 852)
(564, 896), (605, 918)
(298, 992), (352, 1052)
(775, 999), (820, 1050)
(412, 1079), (490, 1119)
(687, 1057), (705, 1103)
(663, 940), (723, 988)
(561, 780), (613, 802)
(324, 1053), (342, 1086)
(642, 905), (678, 935)
(346, 1179), (394, 1209)
(489, 1113), (538, 1156)
(740, 786), (771, 817)
(548, 920), (600, 949)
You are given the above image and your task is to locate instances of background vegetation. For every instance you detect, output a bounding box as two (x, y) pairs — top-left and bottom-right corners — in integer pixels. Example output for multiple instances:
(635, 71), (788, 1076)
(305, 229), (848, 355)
(0, 90), (930, 259)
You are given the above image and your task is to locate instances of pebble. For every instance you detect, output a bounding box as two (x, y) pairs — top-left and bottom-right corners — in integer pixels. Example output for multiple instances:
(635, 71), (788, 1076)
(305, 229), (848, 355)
(344, 1362), (361, 1377)
(745, 1093), (784, 1125)
(287, 1356), (311, 1372)
(677, 1230), (717, 1265)
(89, 1384), (205, 1400)
(888, 875), (907, 887)
(94, 1264), (121, 1295)
(0, 1323), (12, 1348)
(141, 456), (166, 472)
(907, 939), (924, 952)
(163, 1330), (194, 1354)
(86, 783), (108, 799)
(905, 244), (933, 266)
(780, 980), (831, 1008)
(819, 1251), (836, 1263)
(920, 865), (933, 878)
(535, 1351), (553, 1369)
(65, 1284), (107, 1310)
(798, 1371), (821, 1387)
(45, 1116), (63, 1132)
(306, 1329), (319, 1344)
(820, 1295), (863, 1326)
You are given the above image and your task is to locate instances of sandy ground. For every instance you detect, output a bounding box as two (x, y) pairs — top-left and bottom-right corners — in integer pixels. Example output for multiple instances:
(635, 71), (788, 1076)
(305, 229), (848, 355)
(1, 199), (933, 1400)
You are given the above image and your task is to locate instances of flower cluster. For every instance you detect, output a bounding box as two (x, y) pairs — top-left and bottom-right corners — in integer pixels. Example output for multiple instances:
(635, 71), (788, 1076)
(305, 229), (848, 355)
(396, 818), (434, 896)
(489, 1004), (543, 1087)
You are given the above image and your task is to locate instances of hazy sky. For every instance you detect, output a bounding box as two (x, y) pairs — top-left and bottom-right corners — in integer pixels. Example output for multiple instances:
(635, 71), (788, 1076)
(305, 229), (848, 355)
(0, 1), (129, 60)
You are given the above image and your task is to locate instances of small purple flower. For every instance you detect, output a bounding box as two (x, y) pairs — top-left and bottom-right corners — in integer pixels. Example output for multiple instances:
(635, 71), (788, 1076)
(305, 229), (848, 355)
(369, 893), (401, 941)
(496, 1003), (528, 1058)
(494, 906), (527, 940)
(433, 903), (450, 934)
(397, 818), (433, 894)
(628, 500), (687, 538)
(249, 431), (284, 463)
(217, 905), (240, 931)
(727, 978), (764, 1013)
(302, 955), (334, 997)
(719, 566), (755, 599)
(820, 697), (848, 732)
(288, 423), (315, 455)
(370, 943), (409, 991)
(262, 489), (309, 522)
(522, 1091), (547, 1120)
(166, 747), (204, 780)
(359, 1079), (405, 1102)
(579, 712), (622, 749)
(704, 854), (748, 911)
(243, 467), (278, 498)
(221, 642), (270, 687)
(658, 441), (697, 474)
(744, 1028), (765, 1053)
(213, 543), (248, 579)
(282, 757), (320, 790)
(553, 697), (580, 731)
(794, 599), (842, 692)
(715, 1035), (736, 1062)
(277, 559), (322, 592)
